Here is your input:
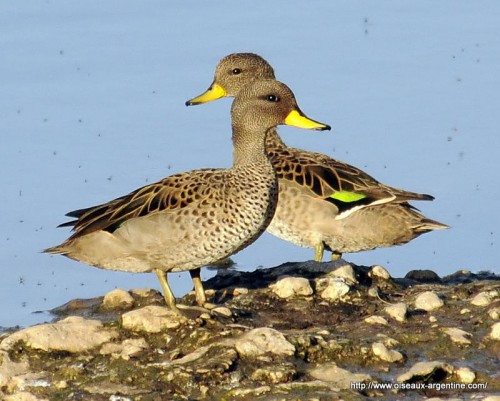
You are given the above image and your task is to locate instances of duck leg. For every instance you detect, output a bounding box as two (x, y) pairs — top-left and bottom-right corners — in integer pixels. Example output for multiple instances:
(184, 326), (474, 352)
(190, 268), (207, 307)
(314, 242), (324, 262)
(155, 269), (181, 315)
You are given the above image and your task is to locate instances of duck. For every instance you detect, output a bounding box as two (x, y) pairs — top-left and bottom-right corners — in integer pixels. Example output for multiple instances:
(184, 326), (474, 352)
(45, 79), (331, 313)
(186, 53), (448, 262)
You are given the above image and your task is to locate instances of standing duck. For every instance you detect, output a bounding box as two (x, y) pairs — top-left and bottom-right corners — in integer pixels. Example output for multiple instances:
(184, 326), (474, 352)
(186, 53), (448, 262)
(45, 79), (330, 313)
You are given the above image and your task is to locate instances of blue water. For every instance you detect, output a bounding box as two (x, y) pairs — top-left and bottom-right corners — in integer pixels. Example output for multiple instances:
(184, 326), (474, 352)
(1, 1), (499, 329)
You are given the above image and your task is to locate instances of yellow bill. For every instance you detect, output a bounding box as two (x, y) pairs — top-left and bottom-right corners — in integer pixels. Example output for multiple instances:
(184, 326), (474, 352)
(284, 110), (331, 131)
(185, 83), (227, 106)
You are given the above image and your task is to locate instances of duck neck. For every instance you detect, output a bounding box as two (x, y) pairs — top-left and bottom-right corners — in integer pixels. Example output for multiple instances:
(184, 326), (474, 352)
(232, 122), (272, 167)
(265, 128), (287, 149)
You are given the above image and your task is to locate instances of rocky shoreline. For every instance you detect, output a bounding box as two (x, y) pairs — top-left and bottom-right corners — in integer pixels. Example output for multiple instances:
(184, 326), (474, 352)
(1, 260), (499, 400)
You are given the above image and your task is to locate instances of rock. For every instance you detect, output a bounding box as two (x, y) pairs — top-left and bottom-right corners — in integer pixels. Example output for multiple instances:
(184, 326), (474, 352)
(308, 363), (371, 389)
(429, 316), (438, 323)
(384, 302), (407, 322)
(100, 338), (148, 360)
(101, 288), (135, 310)
(0, 317), (117, 353)
(460, 308), (471, 314)
(234, 327), (295, 357)
(269, 276), (313, 299)
(470, 290), (498, 306)
(329, 264), (358, 284)
(483, 397), (500, 401)
(371, 342), (404, 363)
(414, 291), (444, 311)
(455, 366), (475, 384)
(490, 322), (500, 340)
(405, 269), (441, 283)
(397, 361), (453, 382)
(121, 305), (186, 333)
(443, 327), (472, 345)
(364, 315), (388, 325)
(369, 265), (391, 280)
(4, 392), (49, 401)
(317, 278), (350, 301)
(0, 351), (31, 393)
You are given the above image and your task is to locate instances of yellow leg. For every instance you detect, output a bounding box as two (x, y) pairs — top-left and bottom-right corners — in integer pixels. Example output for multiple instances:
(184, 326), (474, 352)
(189, 268), (207, 307)
(314, 243), (324, 262)
(331, 251), (342, 261)
(155, 269), (181, 315)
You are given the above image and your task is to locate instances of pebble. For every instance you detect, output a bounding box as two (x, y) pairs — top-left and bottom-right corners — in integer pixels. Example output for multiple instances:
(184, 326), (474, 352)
(369, 265), (391, 280)
(364, 315), (388, 325)
(376, 335), (399, 347)
(227, 386), (271, 398)
(0, 317), (117, 353)
(384, 302), (407, 322)
(490, 322), (500, 341)
(405, 269), (441, 283)
(3, 392), (49, 401)
(429, 316), (437, 323)
(367, 287), (380, 298)
(489, 306), (500, 320)
(397, 360), (453, 382)
(130, 288), (159, 298)
(470, 290), (498, 306)
(455, 366), (475, 384)
(329, 264), (358, 284)
(101, 288), (135, 310)
(233, 287), (249, 296)
(121, 305), (186, 333)
(308, 363), (371, 389)
(371, 342), (404, 363)
(234, 327), (295, 358)
(211, 306), (232, 317)
(460, 308), (471, 315)
(100, 338), (148, 360)
(269, 276), (313, 299)
(443, 327), (472, 345)
(250, 364), (296, 384)
(414, 291), (444, 311)
(317, 278), (350, 301)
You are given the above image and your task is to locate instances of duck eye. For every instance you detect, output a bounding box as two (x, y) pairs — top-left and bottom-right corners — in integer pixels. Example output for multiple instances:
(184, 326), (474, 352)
(267, 94), (279, 102)
(232, 68), (241, 75)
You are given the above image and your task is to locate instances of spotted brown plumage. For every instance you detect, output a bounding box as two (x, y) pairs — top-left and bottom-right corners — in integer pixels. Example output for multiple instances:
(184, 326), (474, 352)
(45, 79), (330, 314)
(186, 53), (448, 262)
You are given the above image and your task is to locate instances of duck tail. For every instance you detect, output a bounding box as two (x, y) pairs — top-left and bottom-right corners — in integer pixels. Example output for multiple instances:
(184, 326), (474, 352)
(414, 218), (450, 233)
(43, 244), (68, 255)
